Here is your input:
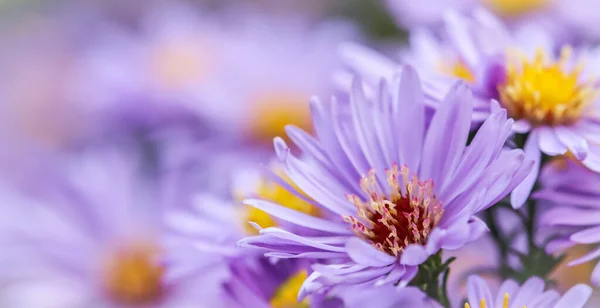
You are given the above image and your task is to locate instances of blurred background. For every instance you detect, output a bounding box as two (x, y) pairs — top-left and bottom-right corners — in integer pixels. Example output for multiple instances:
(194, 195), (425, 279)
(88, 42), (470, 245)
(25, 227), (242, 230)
(0, 0), (597, 307)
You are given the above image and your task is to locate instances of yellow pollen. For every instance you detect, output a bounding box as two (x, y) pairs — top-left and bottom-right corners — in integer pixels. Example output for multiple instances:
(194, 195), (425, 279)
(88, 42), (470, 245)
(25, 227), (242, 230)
(242, 170), (320, 235)
(439, 59), (476, 83)
(102, 242), (164, 305)
(269, 270), (310, 308)
(499, 47), (599, 126)
(249, 91), (312, 143)
(483, 0), (549, 17)
(344, 165), (443, 257)
(150, 38), (214, 89)
(549, 151), (581, 170)
(464, 293), (519, 308)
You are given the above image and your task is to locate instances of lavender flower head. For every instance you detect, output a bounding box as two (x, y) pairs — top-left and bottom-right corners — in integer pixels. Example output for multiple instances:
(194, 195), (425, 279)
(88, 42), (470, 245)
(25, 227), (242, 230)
(336, 274), (592, 308)
(239, 66), (532, 299)
(167, 169), (343, 307)
(0, 148), (226, 307)
(339, 9), (600, 208)
(462, 275), (591, 308)
(384, 0), (600, 42)
(536, 158), (600, 286)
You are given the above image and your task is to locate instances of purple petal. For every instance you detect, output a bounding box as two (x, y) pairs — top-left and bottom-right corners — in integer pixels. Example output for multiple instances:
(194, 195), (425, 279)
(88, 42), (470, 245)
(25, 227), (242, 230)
(542, 207), (600, 226)
(309, 97), (362, 193)
(346, 237), (396, 267)
(511, 277), (545, 308)
(375, 265), (406, 286)
(554, 126), (589, 160)
(466, 276), (493, 308)
(528, 290), (560, 308)
(443, 11), (480, 67)
(421, 82), (472, 186)
(545, 237), (576, 254)
(582, 143), (600, 172)
(400, 244), (429, 266)
(570, 226), (600, 244)
(513, 119), (532, 133)
(494, 279), (519, 308)
(395, 66), (425, 172)
(511, 131), (541, 208)
(537, 126), (567, 156)
(349, 77), (387, 177)
(467, 217), (489, 242)
(554, 284), (592, 308)
(591, 263), (600, 286)
(244, 199), (350, 234)
(440, 109), (508, 201)
(568, 246), (600, 266)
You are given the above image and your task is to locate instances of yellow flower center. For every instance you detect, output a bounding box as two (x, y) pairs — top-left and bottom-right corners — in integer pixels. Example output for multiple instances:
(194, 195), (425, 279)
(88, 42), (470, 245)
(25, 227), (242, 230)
(102, 242), (164, 305)
(150, 38), (215, 89)
(249, 91), (312, 143)
(483, 0), (549, 17)
(465, 293), (519, 308)
(439, 59), (476, 83)
(242, 170), (320, 235)
(270, 271), (310, 308)
(499, 47), (599, 126)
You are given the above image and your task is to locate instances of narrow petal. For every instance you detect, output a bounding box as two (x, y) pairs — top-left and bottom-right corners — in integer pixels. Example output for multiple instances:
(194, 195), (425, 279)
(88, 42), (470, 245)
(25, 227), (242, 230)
(375, 265), (406, 286)
(349, 77), (387, 177)
(554, 126), (589, 160)
(244, 199), (350, 234)
(309, 97), (362, 193)
(511, 277), (545, 308)
(553, 284), (592, 308)
(400, 244), (429, 266)
(567, 246), (600, 266)
(537, 126), (568, 156)
(542, 208), (600, 226)
(582, 143), (600, 172)
(511, 131), (541, 208)
(591, 263), (600, 286)
(421, 82), (472, 186)
(494, 279), (519, 308)
(466, 276), (493, 308)
(570, 226), (600, 244)
(346, 237), (396, 267)
(394, 66), (425, 171)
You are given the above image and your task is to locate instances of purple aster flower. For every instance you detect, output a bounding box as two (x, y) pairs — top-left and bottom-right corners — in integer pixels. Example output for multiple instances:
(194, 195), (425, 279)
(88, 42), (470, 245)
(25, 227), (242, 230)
(167, 173), (342, 307)
(239, 66), (532, 299)
(187, 7), (359, 146)
(74, 2), (359, 148)
(462, 275), (591, 308)
(0, 148), (227, 307)
(339, 9), (600, 208)
(536, 158), (600, 286)
(333, 274), (592, 308)
(342, 285), (440, 308)
(383, 0), (600, 42)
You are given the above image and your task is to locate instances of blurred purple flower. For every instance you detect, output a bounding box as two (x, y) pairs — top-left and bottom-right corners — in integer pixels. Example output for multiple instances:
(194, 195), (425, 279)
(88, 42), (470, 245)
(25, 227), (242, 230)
(384, 0), (600, 42)
(239, 67), (531, 299)
(536, 158), (600, 286)
(0, 148), (227, 307)
(341, 285), (440, 308)
(73, 2), (360, 147)
(166, 191), (343, 307)
(463, 275), (591, 308)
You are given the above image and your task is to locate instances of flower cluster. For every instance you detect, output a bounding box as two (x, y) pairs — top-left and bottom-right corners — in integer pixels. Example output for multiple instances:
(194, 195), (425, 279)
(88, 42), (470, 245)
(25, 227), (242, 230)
(1, 0), (600, 307)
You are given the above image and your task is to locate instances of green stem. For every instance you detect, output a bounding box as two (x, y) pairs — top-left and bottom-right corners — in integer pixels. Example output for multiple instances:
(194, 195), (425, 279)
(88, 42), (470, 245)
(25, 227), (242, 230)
(526, 199), (537, 252)
(409, 252), (455, 308)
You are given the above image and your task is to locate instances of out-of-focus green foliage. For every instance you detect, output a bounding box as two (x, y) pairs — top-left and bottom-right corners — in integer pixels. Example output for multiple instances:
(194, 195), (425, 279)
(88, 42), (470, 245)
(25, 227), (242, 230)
(332, 0), (406, 42)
